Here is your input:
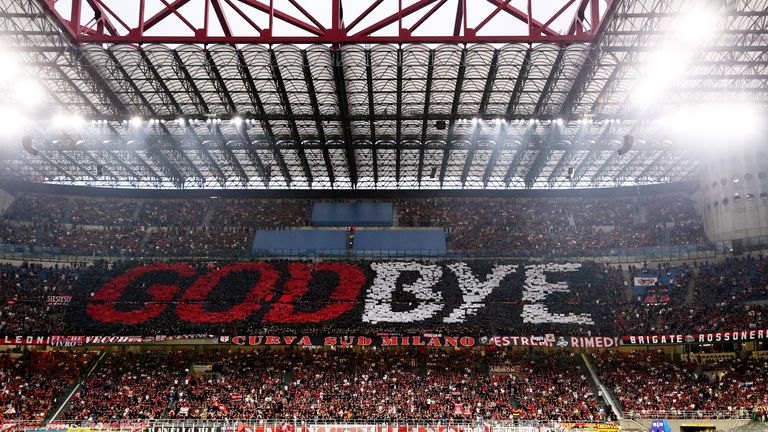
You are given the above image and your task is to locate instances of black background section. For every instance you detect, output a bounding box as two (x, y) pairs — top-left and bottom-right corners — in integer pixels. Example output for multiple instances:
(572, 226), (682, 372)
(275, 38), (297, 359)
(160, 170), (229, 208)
(65, 260), (614, 336)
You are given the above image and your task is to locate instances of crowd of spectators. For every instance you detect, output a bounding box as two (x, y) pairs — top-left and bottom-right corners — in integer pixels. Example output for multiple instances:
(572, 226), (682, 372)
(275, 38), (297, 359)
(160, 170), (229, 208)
(593, 350), (768, 416)
(0, 262), (88, 334)
(0, 350), (94, 421)
(0, 193), (707, 257)
(396, 196), (704, 254)
(71, 199), (137, 226)
(210, 199), (310, 228)
(593, 350), (716, 415)
(3, 195), (68, 224)
(2, 347), (767, 422)
(491, 350), (607, 421)
(66, 348), (605, 422)
(40, 225), (145, 256)
(143, 227), (254, 257)
(138, 200), (206, 227)
(0, 221), (37, 246)
(694, 255), (768, 304)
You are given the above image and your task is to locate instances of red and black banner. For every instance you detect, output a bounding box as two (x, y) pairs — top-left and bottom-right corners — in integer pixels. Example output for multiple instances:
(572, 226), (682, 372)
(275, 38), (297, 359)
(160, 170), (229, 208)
(5, 260), (764, 347)
(62, 260), (610, 333)
(621, 328), (768, 345)
(222, 335), (483, 347)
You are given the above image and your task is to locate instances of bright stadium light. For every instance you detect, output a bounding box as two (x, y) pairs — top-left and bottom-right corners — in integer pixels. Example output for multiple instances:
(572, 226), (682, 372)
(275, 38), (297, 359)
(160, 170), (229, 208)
(177, 117), (186, 127)
(14, 79), (45, 107)
(231, 116), (243, 126)
(52, 113), (68, 128)
(71, 114), (85, 128)
(660, 103), (763, 141)
(0, 48), (20, 84)
(0, 106), (28, 137)
(129, 116), (143, 128)
(630, 5), (722, 110)
(676, 6), (721, 45)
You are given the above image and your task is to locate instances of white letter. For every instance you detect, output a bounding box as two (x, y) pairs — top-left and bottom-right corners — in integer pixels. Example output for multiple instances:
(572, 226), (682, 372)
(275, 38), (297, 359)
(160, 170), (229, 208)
(521, 263), (594, 325)
(443, 262), (516, 323)
(362, 262), (443, 323)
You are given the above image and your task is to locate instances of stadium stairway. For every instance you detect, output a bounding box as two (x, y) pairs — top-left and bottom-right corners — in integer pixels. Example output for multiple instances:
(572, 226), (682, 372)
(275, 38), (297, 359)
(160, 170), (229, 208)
(686, 266), (700, 305)
(46, 350), (108, 423)
(580, 353), (623, 420)
(623, 269), (634, 299)
(61, 200), (74, 224)
(132, 200), (144, 221)
(138, 228), (153, 254)
(202, 200), (217, 226)
(724, 421), (768, 432)
(392, 203), (400, 226)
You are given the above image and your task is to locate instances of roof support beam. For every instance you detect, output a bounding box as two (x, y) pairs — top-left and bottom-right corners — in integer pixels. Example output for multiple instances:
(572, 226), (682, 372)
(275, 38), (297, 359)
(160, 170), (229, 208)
(490, 49), (532, 187)
(614, 150), (643, 184)
(503, 146), (527, 187)
(58, 150), (98, 180)
(526, 48), (567, 186)
(365, 49), (379, 185)
(37, 152), (75, 181)
(560, 0), (625, 117)
(590, 150), (621, 186)
(20, 158), (52, 180)
(302, 50), (335, 185)
(129, 150), (165, 185)
(395, 49), (404, 184)
(331, 48), (358, 186)
(524, 147), (550, 188)
(204, 51), (250, 185)
(235, 51), (290, 185)
(506, 48), (532, 119)
(270, 49), (313, 185)
(635, 151), (666, 184)
(418, 50), (436, 186)
(438, 48), (467, 185)
(462, 49), (499, 187)
(106, 150), (144, 182)
(166, 51), (225, 185)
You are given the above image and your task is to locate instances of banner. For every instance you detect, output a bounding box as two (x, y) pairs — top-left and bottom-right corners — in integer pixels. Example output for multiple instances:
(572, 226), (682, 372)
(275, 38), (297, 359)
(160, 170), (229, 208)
(633, 277), (658, 286)
(151, 427), (220, 432)
(1, 335), (216, 346)
(222, 335), (483, 347)
(6, 330), (766, 348)
(192, 364), (213, 373)
(490, 335), (619, 348)
(621, 328), (768, 345)
(558, 423), (619, 432)
(236, 425), (482, 432)
(489, 365), (517, 374)
(46, 295), (73, 305)
(77, 261), (602, 330)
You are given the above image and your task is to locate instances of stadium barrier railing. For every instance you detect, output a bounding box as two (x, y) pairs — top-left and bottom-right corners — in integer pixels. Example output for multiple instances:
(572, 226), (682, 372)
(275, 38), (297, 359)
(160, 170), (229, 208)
(2, 415), (765, 432)
(623, 410), (754, 420)
(0, 419), (614, 432)
(1, 236), (768, 263)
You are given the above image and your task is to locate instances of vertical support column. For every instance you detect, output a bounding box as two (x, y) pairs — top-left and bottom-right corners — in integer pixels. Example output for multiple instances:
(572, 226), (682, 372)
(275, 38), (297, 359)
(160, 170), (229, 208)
(70, 0), (82, 35)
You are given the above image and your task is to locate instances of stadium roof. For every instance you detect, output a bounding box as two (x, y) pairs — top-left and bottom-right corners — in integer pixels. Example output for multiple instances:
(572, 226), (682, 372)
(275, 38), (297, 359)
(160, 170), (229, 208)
(0, 0), (765, 190)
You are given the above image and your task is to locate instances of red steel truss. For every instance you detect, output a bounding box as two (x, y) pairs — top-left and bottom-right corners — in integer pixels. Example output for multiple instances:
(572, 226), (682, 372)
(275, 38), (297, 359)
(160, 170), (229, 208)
(40, 0), (611, 44)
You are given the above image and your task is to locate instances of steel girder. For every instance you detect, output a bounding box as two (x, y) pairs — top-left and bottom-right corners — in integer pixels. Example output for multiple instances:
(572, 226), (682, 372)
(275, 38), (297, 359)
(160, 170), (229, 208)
(438, 48), (467, 186)
(12, 0), (768, 190)
(331, 48), (358, 186)
(37, 0), (610, 45)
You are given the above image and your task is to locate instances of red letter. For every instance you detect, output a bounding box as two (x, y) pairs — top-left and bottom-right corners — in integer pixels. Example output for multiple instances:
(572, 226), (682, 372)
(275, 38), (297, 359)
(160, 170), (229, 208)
(87, 263), (196, 324)
(176, 262), (278, 323)
(263, 263), (366, 323)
